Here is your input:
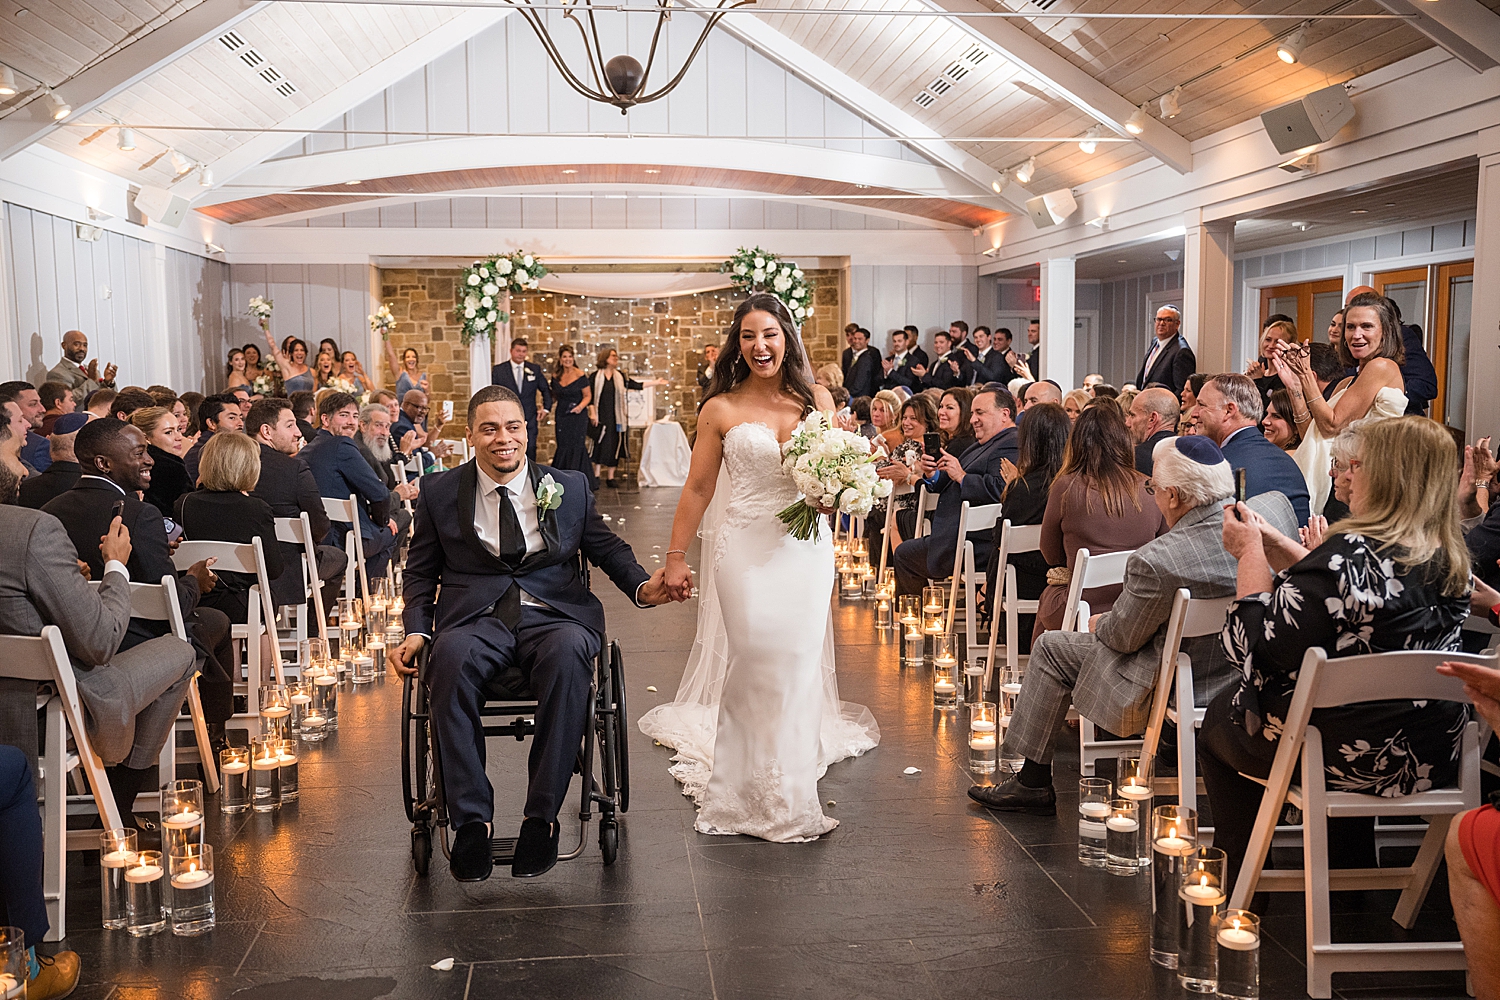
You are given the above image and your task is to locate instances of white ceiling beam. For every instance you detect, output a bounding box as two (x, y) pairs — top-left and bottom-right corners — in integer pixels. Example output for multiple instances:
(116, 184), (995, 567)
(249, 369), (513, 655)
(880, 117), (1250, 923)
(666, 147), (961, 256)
(0, 0), (272, 161)
(1371, 0), (1500, 73)
(202, 8), (510, 191)
(684, 0), (1030, 214)
(921, 0), (1194, 175)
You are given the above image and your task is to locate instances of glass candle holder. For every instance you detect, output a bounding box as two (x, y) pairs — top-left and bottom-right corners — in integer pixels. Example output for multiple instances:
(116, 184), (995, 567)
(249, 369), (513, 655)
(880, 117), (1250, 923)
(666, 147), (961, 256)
(1105, 798), (1145, 876)
(251, 736), (281, 812)
(1077, 777), (1112, 868)
(968, 702), (998, 773)
(276, 738), (299, 801)
(219, 746), (250, 814)
(99, 828), (138, 929)
(259, 683), (291, 738)
(999, 666), (1025, 772)
(1213, 909), (1260, 1000)
(367, 637), (387, 681)
(963, 662), (986, 705)
(1178, 847), (1228, 993)
(875, 597), (893, 630)
(124, 850), (166, 937)
(168, 844), (215, 936)
(313, 665), (339, 731)
(1117, 753), (1154, 867)
(1151, 805), (1199, 968)
(287, 681), (312, 735)
(298, 677), (329, 742)
(862, 569), (878, 598)
(841, 568), (863, 598)
(932, 634), (958, 708)
(897, 594), (921, 628)
(902, 623), (924, 667)
(160, 779), (204, 859)
(0, 926), (25, 1000)
(351, 641), (376, 685)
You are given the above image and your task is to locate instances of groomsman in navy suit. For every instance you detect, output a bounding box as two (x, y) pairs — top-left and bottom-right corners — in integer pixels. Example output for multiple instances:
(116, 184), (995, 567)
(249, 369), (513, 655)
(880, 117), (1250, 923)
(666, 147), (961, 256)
(491, 338), (553, 462)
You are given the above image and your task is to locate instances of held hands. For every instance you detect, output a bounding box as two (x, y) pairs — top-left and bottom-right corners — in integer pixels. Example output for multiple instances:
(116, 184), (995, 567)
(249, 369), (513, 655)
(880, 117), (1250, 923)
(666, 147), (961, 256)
(389, 634), (426, 678)
(99, 515), (133, 565)
(662, 556), (695, 602)
(638, 567), (689, 605)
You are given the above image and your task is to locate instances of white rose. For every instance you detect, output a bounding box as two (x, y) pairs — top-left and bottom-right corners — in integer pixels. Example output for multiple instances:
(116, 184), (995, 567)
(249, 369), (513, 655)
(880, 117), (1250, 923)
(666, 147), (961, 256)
(467, 274), (481, 286)
(477, 296), (489, 308)
(528, 280), (539, 289)
(793, 268), (803, 279)
(820, 494), (836, 509)
(774, 275), (791, 292)
(754, 257), (765, 268)
(479, 267), (490, 278)
(482, 283), (497, 296)
(794, 306), (806, 319)
(475, 318), (488, 330)
(523, 254), (534, 267)
(734, 263), (747, 276)
(487, 310), (498, 322)
(781, 265), (792, 276)
(464, 307), (477, 319)
(497, 259), (512, 275)
(515, 269), (528, 282)
(753, 269), (765, 282)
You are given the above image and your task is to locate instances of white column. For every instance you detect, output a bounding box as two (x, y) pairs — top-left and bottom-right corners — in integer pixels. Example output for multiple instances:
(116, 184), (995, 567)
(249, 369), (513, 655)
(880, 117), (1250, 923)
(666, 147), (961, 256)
(1181, 210), (1235, 375)
(1038, 257), (1075, 389)
(1468, 130), (1500, 439)
(0, 202), (16, 383)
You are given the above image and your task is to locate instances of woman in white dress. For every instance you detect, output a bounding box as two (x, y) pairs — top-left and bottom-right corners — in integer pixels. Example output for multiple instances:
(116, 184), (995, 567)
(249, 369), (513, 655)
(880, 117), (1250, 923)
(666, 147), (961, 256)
(640, 293), (878, 843)
(1273, 292), (1407, 515)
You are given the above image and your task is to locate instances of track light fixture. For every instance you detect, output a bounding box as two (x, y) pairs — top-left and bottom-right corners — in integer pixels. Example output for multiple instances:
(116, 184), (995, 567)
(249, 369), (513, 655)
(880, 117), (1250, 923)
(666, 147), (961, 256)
(1124, 103), (1148, 135)
(198, 165), (213, 187)
(43, 89), (70, 121)
(1078, 126), (1101, 155)
(168, 148), (190, 174)
(1277, 24), (1307, 64)
(1015, 156), (1035, 184)
(0, 66), (16, 97)
(991, 176), (1005, 194)
(1159, 86), (1182, 119)
(117, 127), (135, 151)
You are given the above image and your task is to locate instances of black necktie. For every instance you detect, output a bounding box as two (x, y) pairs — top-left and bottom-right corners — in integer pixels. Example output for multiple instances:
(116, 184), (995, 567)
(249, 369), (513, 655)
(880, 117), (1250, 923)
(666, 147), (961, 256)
(494, 485), (527, 631)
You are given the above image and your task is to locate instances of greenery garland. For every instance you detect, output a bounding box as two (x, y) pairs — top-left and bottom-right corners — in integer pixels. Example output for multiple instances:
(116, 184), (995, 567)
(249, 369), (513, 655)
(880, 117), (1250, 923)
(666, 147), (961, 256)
(720, 246), (813, 323)
(456, 252), (548, 346)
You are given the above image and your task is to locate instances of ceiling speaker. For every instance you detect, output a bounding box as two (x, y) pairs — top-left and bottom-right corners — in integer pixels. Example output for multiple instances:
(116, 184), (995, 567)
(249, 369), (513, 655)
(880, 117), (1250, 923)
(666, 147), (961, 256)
(132, 185), (190, 228)
(1025, 188), (1077, 229)
(1260, 84), (1355, 156)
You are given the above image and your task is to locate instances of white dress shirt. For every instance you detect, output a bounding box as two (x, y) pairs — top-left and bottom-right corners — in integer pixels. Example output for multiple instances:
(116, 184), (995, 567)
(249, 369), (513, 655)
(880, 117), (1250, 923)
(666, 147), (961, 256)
(475, 459), (547, 606)
(511, 361), (529, 392)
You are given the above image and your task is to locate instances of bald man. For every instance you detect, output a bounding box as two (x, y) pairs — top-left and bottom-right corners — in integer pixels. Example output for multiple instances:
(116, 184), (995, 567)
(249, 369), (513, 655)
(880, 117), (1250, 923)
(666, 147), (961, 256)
(1021, 380), (1062, 410)
(46, 330), (117, 405)
(1125, 387), (1180, 475)
(1342, 287), (1436, 416)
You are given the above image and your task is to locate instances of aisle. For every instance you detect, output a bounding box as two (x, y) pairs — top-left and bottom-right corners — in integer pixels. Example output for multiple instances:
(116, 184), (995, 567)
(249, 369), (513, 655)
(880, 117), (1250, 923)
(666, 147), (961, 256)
(61, 486), (1469, 999)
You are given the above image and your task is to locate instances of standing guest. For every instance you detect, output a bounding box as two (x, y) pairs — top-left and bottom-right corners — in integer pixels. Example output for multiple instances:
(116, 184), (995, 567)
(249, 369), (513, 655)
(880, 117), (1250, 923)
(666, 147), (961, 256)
(1032, 404), (1166, 639)
(969, 327), (1002, 384)
(1124, 387), (1180, 475)
(340, 351), (374, 393)
(1202, 417), (1470, 889)
(226, 348), (251, 390)
(1195, 374), (1311, 527)
(913, 330), (973, 391)
(132, 406), (193, 516)
(946, 320), (978, 362)
(589, 346), (664, 489)
(841, 328), (882, 400)
(696, 344), (719, 399)
(300, 392), (398, 578)
(492, 338), (552, 462)
(870, 390), (904, 453)
(1020, 380), (1061, 412)
(550, 345), (594, 478)
(1246, 317), (1296, 403)
(0, 382), (50, 473)
(247, 398), (345, 614)
(84, 388), (117, 421)
(1134, 306), (1196, 396)
(385, 345), (429, 401)
(1262, 388), (1303, 452)
(1326, 309), (1346, 350)
(183, 395), (245, 483)
(18, 413), (87, 509)
(317, 338), (340, 361)
(1062, 388), (1089, 423)
(45, 330), (116, 405)
(271, 336), (313, 394)
(37, 381), (74, 437)
(1180, 372), (1209, 411)
(311, 350), (338, 390)
(882, 328), (928, 390)
(242, 342), (265, 382)
(1022, 319), (1042, 380)
(1306, 342), (1348, 401)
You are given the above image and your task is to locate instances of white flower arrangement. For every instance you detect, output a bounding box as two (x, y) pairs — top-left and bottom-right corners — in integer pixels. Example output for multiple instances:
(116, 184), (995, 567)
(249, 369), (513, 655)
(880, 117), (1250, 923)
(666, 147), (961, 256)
(369, 303), (395, 340)
(456, 252), (547, 346)
(327, 374), (358, 394)
(776, 411), (892, 541)
(251, 374), (276, 395)
(721, 247), (813, 322)
(247, 296), (273, 332)
(535, 473), (564, 520)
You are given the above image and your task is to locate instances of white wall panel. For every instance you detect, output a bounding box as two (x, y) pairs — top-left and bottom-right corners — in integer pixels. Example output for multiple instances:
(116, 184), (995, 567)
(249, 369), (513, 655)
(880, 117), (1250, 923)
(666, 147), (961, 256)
(851, 262), (979, 355)
(230, 262), (370, 365)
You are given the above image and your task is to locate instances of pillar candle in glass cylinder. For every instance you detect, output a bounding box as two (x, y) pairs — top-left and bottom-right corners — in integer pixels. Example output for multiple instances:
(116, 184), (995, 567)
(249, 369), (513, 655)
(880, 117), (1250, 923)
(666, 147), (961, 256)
(259, 683), (291, 738)
(1104, 798), (1144, 876)
(159, 779), (204, 859)
(99, 828), (138, 929)
(1077, 777), (1112, 868)
(932, 633), (958, 708)
(298, 676), (329, 743)
(368, 638), (386, 681)
(124, 850), (166, 936)
(251, 736), (281, 812)
(351, 641), (376, 684)
(287, 681), (312, 735)
(299, 637), (327, 678)
(1213, 909), (1260, 1000)
(1117, 753), (1154, 867)
(902, 622), (923, 667)
(1177, 847), (1228, 993)
(875, 597), (893, 630)
(968, 702), (998, 773)
(1151, 805), (1198, 968)
(276, 739), (299, 801)
(168, 844), (215, 936)
(999, 665), (1026, 772)
(220, 746), (250, 814)
(0, 926), (24, 999)
(963, 661), (986, 705)
(313, 665), (339, 730)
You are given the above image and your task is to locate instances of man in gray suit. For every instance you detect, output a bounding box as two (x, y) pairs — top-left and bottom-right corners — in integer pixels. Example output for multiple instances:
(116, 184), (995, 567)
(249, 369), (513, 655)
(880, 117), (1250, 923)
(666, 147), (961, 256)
(0, 505), (196, 827)
(969, 435), (1298, 813)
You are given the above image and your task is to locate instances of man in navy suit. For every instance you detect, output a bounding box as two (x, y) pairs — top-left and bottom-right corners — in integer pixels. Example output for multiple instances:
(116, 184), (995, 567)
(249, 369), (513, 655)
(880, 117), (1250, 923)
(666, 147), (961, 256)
(841, 327), (882, 400)
(389, 386), (678, 881)
(895, 387), (1019, 596)
(882, 328), (928, 390)
(300, 392), (398, 577)
(490, 338), (553, 462)
(915, 330), (974, 391)
(1134, 306), (1197, 396)
(1196, 374), (1310, 527)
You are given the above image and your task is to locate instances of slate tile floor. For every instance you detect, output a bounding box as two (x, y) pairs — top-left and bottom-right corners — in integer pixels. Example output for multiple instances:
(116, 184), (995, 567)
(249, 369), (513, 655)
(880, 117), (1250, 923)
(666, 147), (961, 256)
(60, 487), (1471, 999)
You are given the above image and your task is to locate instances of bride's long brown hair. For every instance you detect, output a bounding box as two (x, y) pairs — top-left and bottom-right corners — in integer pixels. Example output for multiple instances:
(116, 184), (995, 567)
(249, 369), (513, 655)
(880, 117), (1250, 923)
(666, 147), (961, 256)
(701, 293), (817, 415)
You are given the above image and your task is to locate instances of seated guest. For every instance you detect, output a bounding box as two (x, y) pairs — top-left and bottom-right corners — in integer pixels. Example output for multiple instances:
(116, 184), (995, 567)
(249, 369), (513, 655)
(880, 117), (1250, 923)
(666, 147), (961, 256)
(1261, 388), (1302, 453)
(876, 394), (937, 548)
(1020, 380), (1061, 412)
(0, 496), (197, 830)
(183, 395), (245, 483)
(301, 392), (397, 578)
(108, 387), (154, 423)
(894, 387), (1017, 596)
(1062, 388), (1088, 423)
(986, 402), (1070, 656)
(289, 390), (318, 445)
(84, 388), (116, 421)
(1194, 374), (1310, 527)
(850, 396), (877, 440)
(132, 406), (192, 517)
(870, 390), (904, 454)
(356, 403), (417, 536)
(1125, 387), (1179, 475)
(1033, 404), (1166, 638)
(0, 381), (51, 473)
(935, 386), (975, 457)
(971, 437), (1298, 813)
(0, 401), (29, 480)
(1179, 372), (1209, 411)
(176, 391), (203, 443)
(17, 413), (87, 509)
(1202, 416), (1470, 889)
(395, 390), (451, 470)
(176, 433), (285, 624)
(246, 399), (345, 615)
(38, 380), (75, 436)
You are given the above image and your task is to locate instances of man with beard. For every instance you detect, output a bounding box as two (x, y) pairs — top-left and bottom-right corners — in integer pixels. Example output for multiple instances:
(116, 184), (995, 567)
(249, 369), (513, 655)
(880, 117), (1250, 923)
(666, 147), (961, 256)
(357, 404), (418, 542)
(46, 330), (117, 405)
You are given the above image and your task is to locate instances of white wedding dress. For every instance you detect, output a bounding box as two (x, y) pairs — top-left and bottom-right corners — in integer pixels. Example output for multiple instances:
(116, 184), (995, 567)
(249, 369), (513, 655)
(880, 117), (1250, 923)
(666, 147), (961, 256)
(638, 421), (879, 842)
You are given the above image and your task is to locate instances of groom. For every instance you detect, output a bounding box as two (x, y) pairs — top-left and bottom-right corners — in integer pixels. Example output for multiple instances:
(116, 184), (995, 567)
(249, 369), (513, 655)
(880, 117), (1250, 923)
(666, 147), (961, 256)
(389, 386), (678, 880)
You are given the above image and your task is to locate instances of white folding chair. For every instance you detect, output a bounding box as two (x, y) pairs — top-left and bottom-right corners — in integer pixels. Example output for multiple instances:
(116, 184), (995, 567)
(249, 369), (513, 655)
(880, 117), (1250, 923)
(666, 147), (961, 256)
(274, 512), (330, 656)
(914, 485), (938, 539)
(0, 627), (122, 941)
(1060, 546), (1136, 776)
(324, 494), (371, 607)
(982, 521), (1044, 692)
(390, 463), (416, 514)
(1228, 646), (1496, 998)
(944, 501), (1004, 651)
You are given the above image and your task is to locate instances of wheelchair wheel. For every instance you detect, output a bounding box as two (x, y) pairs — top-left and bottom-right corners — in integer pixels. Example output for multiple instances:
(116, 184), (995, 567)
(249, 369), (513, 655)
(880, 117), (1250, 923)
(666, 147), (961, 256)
(401, 674), (428, 822)
(610, 642), (630, 813)
(600, 819), (618, 866)
(411, 825), (432, 877)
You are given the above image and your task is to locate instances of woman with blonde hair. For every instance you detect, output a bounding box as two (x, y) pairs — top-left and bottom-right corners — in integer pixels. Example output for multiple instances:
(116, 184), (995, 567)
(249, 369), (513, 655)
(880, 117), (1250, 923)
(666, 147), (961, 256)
(870, 390), (904, 453)
(1062, 388), (1089, 423)
(814, 363), (843, 391)
(133, 406), (193, 515)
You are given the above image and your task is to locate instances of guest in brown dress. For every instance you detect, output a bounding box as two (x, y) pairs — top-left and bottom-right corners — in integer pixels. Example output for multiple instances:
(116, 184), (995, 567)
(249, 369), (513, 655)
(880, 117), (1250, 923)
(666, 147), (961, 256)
(1033, 402), (1166, 642)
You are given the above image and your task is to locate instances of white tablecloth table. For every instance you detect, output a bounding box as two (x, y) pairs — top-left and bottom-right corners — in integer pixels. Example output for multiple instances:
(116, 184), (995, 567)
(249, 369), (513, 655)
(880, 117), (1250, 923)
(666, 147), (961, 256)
(638, 418), (691, 487)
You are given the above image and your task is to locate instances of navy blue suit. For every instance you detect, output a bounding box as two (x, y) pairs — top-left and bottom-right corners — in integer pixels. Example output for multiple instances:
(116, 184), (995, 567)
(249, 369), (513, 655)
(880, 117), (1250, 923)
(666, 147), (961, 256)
(1219, 426), (1310, 528)
(300, 429), (395, 576)
(492, 360), (553, 461)
(1400, 324), (1438, 416)
(895, 427), (1018, 595)
(403, 460), (650, 826)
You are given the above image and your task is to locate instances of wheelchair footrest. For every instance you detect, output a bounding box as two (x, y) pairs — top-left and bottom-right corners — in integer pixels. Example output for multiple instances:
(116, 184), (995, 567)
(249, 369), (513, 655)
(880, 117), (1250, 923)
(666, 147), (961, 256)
(489, 836), (519, 864)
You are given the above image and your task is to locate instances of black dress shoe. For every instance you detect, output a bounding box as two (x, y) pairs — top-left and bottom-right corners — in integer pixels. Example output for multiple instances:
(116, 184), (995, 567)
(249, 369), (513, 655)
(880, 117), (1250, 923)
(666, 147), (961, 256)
(512, 817), (560, 878)
(967, 777), (1058, 815)
(450, 822), (494, 882)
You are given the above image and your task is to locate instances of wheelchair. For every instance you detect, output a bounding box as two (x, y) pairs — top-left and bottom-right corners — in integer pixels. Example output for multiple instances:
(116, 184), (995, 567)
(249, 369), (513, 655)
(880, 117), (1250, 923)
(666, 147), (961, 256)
(399, 565), (630, 876)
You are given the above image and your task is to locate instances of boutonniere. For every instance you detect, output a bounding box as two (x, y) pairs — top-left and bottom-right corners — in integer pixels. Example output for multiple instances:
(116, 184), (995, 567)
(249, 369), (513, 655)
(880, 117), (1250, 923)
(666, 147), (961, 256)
(535, 473), (564, 519)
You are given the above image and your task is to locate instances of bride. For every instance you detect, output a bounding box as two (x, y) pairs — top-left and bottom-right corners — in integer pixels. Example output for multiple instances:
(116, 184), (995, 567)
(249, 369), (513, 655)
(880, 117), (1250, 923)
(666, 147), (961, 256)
(639, 293), (879, 842)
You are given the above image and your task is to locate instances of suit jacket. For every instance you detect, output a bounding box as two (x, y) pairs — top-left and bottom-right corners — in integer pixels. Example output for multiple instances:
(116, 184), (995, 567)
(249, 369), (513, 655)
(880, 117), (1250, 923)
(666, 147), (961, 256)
(300, 429), (391, 542)
(1134, 334), (1197, 395)
(923, 427), (1018, 579)
(842, 347), (881, 399)
(491, 360), (553, 426)
(45, 357), (103, 405)
(176, 490), (286, 619)
(1400, 323), (1438, 416)
(1219, 426), (1310, 528)
(922, 352), (974, 391)
(1022, 348), (1041, 381)
(970, 347), (1006, 386)
(251, 443), (333, 607)
(1134, 430), (1174, 476)
(1070, 492), (1298, 737)
(182, 435), (207, 484)
(883, 348), (928, 390)
(18, 459), (80, 510)
(402, 460), (650, 641)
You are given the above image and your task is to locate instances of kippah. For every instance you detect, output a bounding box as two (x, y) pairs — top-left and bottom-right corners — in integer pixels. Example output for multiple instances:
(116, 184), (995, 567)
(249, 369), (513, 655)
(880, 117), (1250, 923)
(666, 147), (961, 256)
(52, 413), (90, 434)
(1173, 435), (1226, 466)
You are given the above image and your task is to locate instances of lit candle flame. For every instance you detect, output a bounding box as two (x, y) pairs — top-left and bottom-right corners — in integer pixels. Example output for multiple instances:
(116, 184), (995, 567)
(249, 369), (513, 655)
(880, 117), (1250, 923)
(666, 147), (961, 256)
(1232, 918), (1240, 931)
(1199, 874), (1209, 888)
(1168, 825), (1176, 839)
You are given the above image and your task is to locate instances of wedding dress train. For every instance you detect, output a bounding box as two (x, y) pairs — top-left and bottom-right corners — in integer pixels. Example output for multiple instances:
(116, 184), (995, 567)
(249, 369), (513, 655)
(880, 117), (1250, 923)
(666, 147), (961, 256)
(638, 421), (879, 842)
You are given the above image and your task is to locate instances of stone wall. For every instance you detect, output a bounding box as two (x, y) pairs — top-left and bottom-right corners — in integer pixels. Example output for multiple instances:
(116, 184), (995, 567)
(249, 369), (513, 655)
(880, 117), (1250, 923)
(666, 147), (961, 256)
(378, 267), (843, 477)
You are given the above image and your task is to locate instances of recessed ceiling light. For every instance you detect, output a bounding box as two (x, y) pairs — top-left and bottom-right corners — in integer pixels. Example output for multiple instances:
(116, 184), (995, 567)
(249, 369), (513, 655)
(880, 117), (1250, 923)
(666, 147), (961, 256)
(1350, 208), (1369, 214)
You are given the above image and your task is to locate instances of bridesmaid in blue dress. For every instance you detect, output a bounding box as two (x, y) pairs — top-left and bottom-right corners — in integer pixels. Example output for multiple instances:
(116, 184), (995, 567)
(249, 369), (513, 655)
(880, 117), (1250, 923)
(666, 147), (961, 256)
(268, 334), (314, 395)
(550, 344), (594, 481)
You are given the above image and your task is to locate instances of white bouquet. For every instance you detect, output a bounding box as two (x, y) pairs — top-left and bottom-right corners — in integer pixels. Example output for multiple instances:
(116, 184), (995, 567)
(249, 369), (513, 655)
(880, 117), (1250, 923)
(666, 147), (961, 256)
(369, 303), (395, 339)
(777, 411), (892, 541)
(247, 296), (273, 331)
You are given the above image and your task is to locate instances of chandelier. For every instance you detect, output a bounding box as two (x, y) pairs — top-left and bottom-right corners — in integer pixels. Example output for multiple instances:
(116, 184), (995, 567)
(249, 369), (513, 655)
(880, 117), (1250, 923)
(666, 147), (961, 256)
(511, 0), (756, 113)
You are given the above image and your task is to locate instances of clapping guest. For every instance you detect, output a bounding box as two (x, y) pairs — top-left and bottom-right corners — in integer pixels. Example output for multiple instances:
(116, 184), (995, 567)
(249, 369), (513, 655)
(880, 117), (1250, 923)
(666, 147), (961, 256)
(132, 406), (192, 516)
(1201, 416), (1471, 889)
(914, 330), (973, 391)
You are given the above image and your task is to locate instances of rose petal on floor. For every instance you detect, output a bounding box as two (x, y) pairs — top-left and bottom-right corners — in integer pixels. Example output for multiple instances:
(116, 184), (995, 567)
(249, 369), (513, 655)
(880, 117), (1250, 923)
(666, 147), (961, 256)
(430, 958), (455, 971)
